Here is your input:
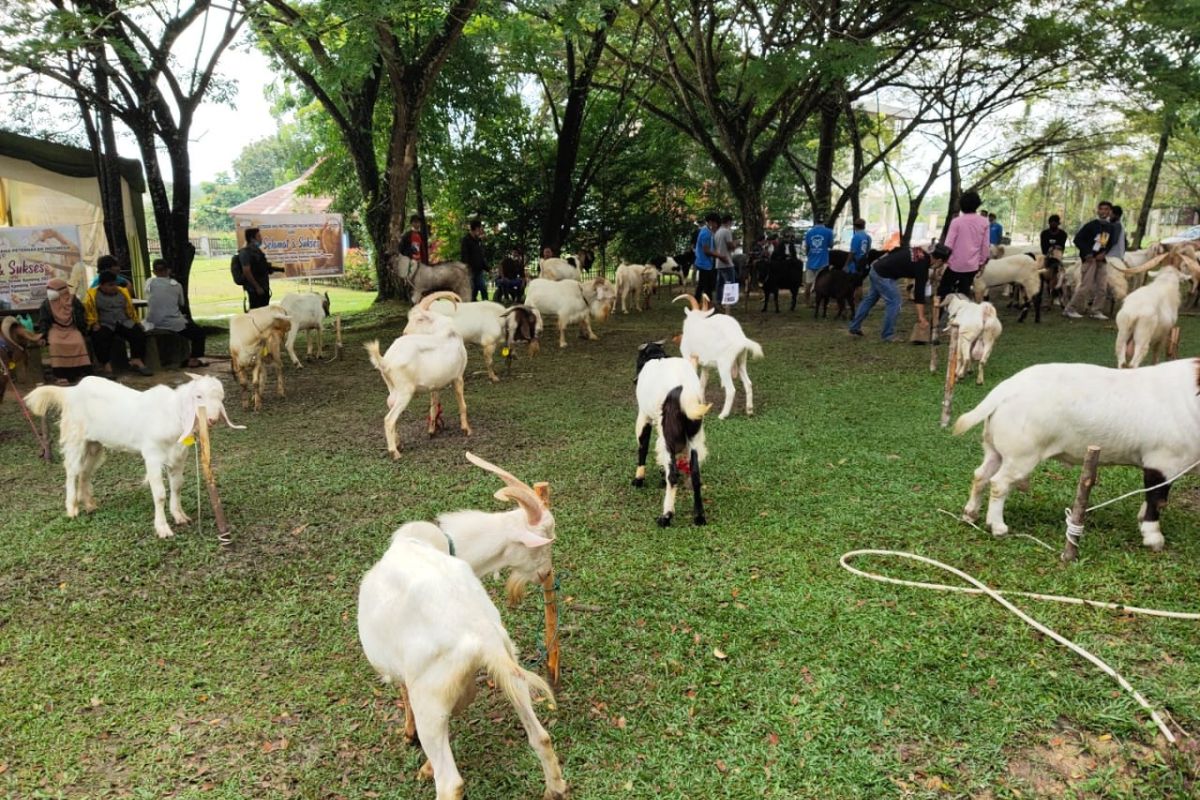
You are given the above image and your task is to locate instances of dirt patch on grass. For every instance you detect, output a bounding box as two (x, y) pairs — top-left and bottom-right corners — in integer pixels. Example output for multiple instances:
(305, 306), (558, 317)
(1004, 727), (1173, 797)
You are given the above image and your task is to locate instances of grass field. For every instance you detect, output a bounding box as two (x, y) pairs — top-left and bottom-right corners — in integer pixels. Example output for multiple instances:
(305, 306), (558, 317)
(187, 256), (377, 319)
(3, 290), (1200, 799)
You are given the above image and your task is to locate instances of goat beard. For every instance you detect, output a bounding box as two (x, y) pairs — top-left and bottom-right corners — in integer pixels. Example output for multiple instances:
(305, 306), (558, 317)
(506, 574), (529, 608)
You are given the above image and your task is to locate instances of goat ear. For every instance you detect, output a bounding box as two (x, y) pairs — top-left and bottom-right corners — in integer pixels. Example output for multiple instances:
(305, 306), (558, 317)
(185, 371), (204, 380)
(516, 528), (553, 549)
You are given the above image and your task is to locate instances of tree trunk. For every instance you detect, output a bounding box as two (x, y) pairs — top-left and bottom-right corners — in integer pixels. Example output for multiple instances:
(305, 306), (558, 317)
(1134, 107), (1175, 250)
(734, 178), (766, 249)
(813, 99), (840, 223)
(83, 49), (131, 270)
(379, 100), (418, 301)
(940, 148), (962, 242)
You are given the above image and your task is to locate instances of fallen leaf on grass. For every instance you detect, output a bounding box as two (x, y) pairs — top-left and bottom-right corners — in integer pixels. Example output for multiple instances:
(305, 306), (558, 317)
(715, 759), (728, 774)
(766, 732), (780, 746)
(712, 648), (728, 660)
(261, 737), (290, 754)
(290, 524), (309, 536)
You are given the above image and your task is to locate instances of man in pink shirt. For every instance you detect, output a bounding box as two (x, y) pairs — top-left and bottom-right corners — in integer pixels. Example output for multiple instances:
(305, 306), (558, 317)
(939, 189), (990, 300)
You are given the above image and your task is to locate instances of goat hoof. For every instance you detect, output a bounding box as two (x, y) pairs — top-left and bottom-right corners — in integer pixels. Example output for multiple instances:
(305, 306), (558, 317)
(631, 477), (644, 488)
(657, 513), (674, 528)
(156, 526), (175, 539)
(543, 789), (568, 800)
(390, 450), (401, 460)
(417, 760), (434, 781)
(693, 514), (707, 526)
(173, 511), (192, 525)
(82, 500), (98, 513)
(66, 507), (80, 519)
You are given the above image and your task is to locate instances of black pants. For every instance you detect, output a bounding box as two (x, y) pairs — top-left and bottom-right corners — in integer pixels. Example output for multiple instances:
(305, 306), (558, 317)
(695, 268), (717, 302)
(247, 288), (271, 309)
(92, 324), (147, 365)
(178, 322), (207, 359)
(937, 269), (976, 299)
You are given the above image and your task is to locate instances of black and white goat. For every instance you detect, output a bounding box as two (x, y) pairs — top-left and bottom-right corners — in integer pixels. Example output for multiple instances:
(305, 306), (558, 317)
(632, 342), (711, 527)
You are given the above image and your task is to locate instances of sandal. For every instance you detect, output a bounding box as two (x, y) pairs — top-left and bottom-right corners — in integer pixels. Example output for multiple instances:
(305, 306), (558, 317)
(185, 359), (209, 368)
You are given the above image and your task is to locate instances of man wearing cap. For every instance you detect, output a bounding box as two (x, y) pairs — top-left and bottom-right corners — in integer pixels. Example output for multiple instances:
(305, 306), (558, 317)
(848, 243), (951, 342)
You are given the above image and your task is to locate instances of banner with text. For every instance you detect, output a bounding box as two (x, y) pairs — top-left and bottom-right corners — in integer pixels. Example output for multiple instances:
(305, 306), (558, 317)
(233, 214), (344, 279)
(0, 225), (84, 307)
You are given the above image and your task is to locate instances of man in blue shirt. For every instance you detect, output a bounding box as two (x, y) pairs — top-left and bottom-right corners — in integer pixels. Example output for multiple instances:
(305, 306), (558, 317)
(804, 219), (833, 297)
(988, 213), (1003, 246)
(848, 218), (872, 273)
(693, 212), (720, 301)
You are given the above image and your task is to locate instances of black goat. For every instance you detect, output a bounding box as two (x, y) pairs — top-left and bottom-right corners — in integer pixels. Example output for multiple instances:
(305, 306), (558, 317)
(812, 265), (870, 319)
(760, 252), (804, 312)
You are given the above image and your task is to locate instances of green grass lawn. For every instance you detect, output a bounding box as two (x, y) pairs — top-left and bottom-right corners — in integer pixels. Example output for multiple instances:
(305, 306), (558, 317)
(3, 291), (1200, 798)
(187, 256), (377, 319)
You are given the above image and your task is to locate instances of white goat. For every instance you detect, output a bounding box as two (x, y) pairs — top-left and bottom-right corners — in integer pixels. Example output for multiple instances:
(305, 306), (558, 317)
(526, 277), (616, 348)
(973, 253), (1053, 322)
(632, 342), (711, 527)
(1062, 259), (1129, 306)
(538, 257), (581, 281)
(366, 291), (469, 458)
(279, 292), (330, 367)
(229, 305), (292, 411)
(674, 294), (764, 418)
(616, 263), (659, 313)
(1114, 253), (1196, 368)
(26, 374), (243, 538)
(358, 453), (565, 800)
(942, 293), (1002, 385)
(417, 300), (542, 383)
(955, 358), (1200, 551)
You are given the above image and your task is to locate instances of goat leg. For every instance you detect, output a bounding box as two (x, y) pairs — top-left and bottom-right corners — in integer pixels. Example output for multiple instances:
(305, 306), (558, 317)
(690, 449), (705, 526)
(633, 418), (651, 487)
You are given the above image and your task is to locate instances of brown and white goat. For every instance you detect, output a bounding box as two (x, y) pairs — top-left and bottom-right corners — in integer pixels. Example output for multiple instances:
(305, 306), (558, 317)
(229, 305), (291, 411)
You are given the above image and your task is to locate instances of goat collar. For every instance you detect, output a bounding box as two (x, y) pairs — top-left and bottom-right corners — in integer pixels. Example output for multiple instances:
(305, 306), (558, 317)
(442, 529), (456, 557)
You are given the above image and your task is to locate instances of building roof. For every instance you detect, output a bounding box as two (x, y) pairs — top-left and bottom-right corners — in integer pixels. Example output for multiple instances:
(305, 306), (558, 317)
(227, 165), (332, 215)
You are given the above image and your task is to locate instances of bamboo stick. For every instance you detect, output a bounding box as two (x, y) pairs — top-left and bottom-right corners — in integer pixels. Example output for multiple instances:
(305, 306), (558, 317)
(939, 324), (959, 428)
(1062, 446), (1101, 563)
(195, 406), (232, 546)
(1168, 326), (1180, 360)
(534, 480), (560, 686)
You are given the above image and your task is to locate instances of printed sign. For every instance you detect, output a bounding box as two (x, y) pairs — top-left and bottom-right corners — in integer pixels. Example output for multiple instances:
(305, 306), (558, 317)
(232, 214), (345, 279)
(0, 225), (84, 307)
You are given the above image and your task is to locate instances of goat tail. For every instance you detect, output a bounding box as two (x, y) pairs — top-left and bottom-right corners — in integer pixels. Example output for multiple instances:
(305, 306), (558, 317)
(483, 646), (556, 710)
(952, 384), (1006, 436)
(25, 385), (67, 418)
(364, 340), (384, 372)
(742, 338), (764, 360)
(981, 302), (998, 323)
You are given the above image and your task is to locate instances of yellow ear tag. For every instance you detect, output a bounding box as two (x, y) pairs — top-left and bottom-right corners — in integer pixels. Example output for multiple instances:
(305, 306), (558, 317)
(7, 361), (15, 370)
(182, 435), (196, 447)
(261, 344), (269, 357)
(501, 347), (510, 357)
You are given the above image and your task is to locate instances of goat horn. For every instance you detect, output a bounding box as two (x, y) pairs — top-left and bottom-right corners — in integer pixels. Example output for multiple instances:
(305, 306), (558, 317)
(1, 317), (26, 353)
(494, 485), (544, 528)
(700, 294), (713, 310)
(1114, 251), (1171, 275)
(673, 294), (700, 310)
(418, 291), (462, 310)
(465, 451), (539, 497)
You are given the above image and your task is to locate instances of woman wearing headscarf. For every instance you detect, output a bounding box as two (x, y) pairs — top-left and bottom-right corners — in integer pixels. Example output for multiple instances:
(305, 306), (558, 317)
(36, 277), (93, 386)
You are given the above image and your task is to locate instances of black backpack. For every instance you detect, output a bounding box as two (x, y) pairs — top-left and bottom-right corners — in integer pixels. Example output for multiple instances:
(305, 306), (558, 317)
(230, 253), (244, 286)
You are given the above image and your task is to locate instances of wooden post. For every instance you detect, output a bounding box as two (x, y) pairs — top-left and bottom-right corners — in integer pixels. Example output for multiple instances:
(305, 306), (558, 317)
(929, 297), (941, 373)
(195, 406), (232, 546)
(939, 324), (960, 428)
(332, 315), (344, 361)
(1062, 445), (1102, 563)
(533, 480), (560, 685)
(1168, 326), (1181, 360)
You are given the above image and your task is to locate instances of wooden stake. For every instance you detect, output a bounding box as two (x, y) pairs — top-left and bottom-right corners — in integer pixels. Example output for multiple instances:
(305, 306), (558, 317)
(333, 315), (344, 360)
(1062, 445), (1102, 563)
(929, 297), (941, 373)
(195, 406), (232, 546)
(939, 324), (959, 428)
(1168, 326), (1181, 360)
(0, 359), (51, 460)
(533, 480), (560, 686)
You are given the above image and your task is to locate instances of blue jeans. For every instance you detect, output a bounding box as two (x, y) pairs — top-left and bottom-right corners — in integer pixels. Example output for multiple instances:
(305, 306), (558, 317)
(848, 271), (901, 340)
(471, 271), (489, 301)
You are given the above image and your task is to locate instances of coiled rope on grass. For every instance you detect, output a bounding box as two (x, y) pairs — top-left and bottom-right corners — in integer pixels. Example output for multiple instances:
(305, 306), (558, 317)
(839, 549), (1197, 745)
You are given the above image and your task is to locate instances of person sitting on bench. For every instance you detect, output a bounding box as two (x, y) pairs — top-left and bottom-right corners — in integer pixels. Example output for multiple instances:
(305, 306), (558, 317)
(145, 259), (207, 368)
(85, 271), (152, 376)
